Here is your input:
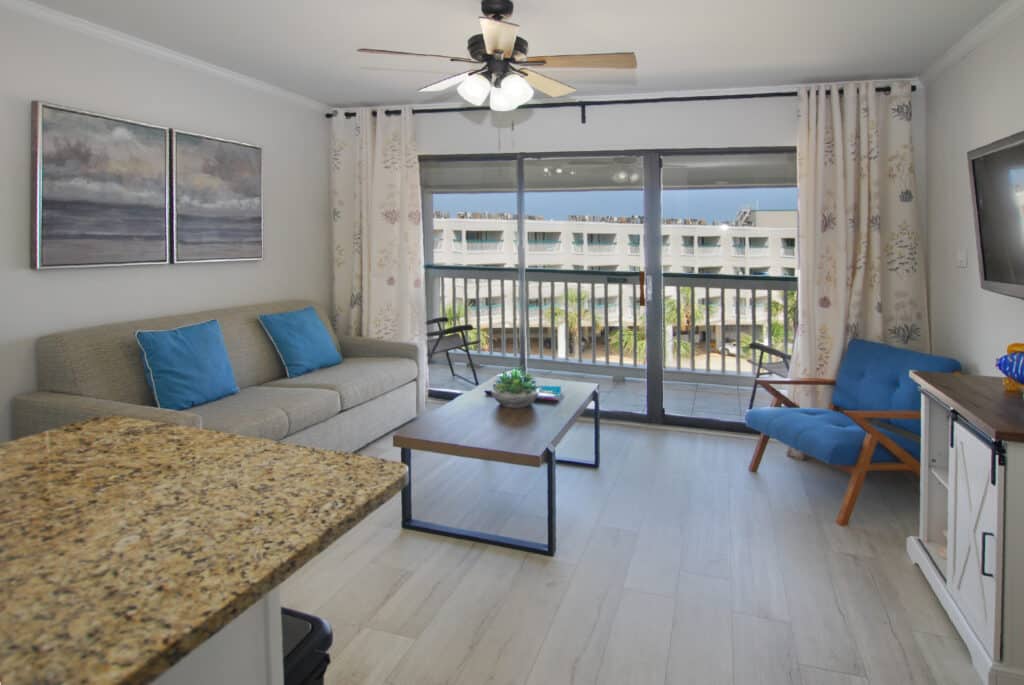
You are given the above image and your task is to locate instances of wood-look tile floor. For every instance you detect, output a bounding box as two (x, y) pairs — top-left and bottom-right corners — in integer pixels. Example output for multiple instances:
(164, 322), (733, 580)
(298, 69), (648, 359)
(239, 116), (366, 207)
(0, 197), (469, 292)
(279, 417), (975, 685)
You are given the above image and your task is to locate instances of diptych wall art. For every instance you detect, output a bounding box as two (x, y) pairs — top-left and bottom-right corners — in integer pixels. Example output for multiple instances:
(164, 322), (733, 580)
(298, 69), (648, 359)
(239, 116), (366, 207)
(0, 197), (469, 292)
(32, 102), (170, 268)
(31, 101), (262, 269)
(173, 132), (262, 263)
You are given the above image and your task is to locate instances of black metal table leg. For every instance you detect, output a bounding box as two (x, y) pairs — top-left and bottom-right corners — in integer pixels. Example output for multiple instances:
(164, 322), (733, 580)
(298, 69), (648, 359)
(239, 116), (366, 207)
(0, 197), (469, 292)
(547, 449), (556, 555)
(399, 447), (556, 556)
(401, 447), (412, 524)
(555, 389), (600, 469)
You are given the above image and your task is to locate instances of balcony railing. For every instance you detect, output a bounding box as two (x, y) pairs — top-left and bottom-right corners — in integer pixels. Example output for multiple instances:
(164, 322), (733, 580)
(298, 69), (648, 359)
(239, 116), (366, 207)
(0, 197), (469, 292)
(587, 243), (617, 254)
(782, 246), (796, 257)
(528, 240), (562, 252)
(425, 265), (798, 378)
(465, 240), (504, 252)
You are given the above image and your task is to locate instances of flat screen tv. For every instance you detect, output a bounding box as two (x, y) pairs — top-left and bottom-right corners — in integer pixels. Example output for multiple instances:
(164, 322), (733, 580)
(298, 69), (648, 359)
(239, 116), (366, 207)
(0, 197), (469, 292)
(970, 129), (1024, 299)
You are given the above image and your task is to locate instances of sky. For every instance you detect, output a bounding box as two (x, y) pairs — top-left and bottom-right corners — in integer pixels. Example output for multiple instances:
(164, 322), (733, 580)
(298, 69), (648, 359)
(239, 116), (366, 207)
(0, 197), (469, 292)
(433, 187), (798, 224)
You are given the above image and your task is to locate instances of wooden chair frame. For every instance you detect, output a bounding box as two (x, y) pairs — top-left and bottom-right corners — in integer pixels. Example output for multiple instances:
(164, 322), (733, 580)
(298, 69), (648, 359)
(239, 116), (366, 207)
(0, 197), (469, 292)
(747, 377), (921, 526)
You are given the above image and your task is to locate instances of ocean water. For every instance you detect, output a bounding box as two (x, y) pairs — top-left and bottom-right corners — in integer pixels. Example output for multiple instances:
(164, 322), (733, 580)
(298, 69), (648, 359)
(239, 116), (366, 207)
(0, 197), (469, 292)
(39, 199), (167, 266)
(175, 214), (262, 261)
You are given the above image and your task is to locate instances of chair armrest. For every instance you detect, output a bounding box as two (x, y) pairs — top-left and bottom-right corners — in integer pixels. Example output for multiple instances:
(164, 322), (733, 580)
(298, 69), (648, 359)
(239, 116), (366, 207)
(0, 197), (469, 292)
(842, 410), (920, 421)
(11, 392), (201, 439)
(749, 341), (791, 360)
(754, 378), (836, 409)
(756, 378), (835, 387)
(441, 324), (474, 335)
(426, 317), (449, 326)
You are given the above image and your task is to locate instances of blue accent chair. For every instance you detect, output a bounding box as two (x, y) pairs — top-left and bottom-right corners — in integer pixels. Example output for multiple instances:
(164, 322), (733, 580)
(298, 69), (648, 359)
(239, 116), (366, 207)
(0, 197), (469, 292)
(746, 339), (960, 525)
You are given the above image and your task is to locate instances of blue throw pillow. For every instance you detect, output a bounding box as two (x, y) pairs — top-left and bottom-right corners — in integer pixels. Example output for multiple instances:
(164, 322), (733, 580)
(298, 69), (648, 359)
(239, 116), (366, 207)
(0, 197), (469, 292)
(258, 306), (342, 378)
(136, 320), (240, 410)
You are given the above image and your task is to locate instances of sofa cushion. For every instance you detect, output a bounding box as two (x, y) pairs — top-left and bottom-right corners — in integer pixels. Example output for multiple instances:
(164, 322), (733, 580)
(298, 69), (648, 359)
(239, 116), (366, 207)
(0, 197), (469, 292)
(191, 386), (341, 440)
(135, 320), (239, 410)
(266, 357), (417, 410)
(746, 407), (920, 467)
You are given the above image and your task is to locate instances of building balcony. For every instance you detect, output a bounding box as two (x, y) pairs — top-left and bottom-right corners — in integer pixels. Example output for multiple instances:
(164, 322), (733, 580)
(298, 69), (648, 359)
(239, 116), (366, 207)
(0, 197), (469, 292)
(465, 240), (504, 252)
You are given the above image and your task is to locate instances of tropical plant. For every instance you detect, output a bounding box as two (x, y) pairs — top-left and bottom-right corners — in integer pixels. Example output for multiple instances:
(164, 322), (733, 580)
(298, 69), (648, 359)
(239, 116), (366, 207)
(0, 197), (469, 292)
(493, 368), (537, 394)
(552, 287), (592, 356)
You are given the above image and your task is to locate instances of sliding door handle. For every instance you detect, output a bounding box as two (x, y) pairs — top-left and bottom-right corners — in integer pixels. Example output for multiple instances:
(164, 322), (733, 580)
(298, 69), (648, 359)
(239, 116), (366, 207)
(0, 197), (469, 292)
(981, 531), (995, 578)
(638, 271), (646, 306)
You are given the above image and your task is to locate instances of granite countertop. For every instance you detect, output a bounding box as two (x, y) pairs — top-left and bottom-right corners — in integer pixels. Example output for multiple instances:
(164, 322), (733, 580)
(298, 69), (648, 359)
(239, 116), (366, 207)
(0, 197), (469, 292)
(0, 417), (407, 685)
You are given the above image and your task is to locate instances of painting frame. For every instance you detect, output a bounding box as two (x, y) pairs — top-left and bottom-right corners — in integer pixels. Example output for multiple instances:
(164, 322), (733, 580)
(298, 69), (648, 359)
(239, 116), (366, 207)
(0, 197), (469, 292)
(171, 130), (263, 264)
(31, 101), (171, 270)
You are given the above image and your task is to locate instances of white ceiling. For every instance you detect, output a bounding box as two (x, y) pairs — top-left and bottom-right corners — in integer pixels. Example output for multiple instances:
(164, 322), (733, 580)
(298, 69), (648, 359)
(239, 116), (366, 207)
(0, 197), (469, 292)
(29, 0), (1002, 106)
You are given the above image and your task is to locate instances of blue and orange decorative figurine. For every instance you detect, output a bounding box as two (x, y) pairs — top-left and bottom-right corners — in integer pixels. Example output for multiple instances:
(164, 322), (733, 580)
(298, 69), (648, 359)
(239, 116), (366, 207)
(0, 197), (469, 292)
(996, 342), (1024, 395)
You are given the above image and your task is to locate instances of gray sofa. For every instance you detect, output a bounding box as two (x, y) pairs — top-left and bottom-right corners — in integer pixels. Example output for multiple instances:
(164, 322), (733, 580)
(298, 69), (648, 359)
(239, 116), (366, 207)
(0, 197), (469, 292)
(12, 300), (422, 453)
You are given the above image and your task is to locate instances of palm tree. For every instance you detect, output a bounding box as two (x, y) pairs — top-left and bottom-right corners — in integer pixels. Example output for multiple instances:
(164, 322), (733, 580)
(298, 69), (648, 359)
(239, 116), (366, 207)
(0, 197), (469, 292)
(552, 287), (592, 356)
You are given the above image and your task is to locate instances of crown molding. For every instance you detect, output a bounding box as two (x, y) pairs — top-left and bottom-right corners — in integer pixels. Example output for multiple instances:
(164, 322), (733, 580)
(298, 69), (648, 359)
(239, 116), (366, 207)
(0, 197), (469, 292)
(923, 0), (1024, 83)
(0, 0), (327, 111)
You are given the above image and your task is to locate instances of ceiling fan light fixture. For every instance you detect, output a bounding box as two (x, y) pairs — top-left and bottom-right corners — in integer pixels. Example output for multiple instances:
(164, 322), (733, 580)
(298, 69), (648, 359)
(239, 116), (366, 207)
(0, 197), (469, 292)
(457, 73), (491, 106)
(489, 73), (534, 111)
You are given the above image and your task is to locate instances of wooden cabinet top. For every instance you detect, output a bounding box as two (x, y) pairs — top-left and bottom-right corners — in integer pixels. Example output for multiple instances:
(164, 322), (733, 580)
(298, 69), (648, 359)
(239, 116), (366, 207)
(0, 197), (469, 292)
(912, 371), (1024, 443)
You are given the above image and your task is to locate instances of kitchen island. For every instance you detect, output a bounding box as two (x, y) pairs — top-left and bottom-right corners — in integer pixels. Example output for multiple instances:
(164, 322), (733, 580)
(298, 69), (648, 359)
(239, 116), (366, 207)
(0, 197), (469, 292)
(0, 417), (407, 684)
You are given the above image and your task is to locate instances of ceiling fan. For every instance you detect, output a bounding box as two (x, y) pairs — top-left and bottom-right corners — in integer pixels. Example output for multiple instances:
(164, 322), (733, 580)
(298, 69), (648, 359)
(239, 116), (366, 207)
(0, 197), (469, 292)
(358, 0), (637, 111)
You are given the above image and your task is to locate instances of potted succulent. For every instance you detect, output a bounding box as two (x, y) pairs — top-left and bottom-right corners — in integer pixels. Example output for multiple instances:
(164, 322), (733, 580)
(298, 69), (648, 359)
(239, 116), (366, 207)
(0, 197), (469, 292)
(491, 368), (538, 408)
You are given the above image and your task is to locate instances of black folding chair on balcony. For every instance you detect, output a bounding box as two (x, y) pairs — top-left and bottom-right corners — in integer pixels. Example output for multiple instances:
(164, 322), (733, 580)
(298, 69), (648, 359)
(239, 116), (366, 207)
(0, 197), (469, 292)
(427, 317), (480, 386)
(747, 341), (791, 409)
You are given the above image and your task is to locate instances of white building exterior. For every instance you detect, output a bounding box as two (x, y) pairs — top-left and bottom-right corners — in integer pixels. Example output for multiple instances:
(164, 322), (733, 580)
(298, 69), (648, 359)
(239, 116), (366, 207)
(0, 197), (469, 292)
(431, 209), (798, 276)
(425, 209), (798, 369)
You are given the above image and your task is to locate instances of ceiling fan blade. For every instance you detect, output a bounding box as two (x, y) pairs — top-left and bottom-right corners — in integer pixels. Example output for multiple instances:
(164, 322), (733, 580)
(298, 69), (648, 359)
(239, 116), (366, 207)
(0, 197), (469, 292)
(519, 69), (576, 98)
(357, 48), (478, 64)
(479, 17), (519, 58)
(419, 71), (474, 93)
(521, 52), (637, 69)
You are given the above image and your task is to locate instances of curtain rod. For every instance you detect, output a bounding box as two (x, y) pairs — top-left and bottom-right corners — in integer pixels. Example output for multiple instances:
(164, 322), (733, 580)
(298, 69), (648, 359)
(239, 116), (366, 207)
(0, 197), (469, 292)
(324, 84), (916, 119)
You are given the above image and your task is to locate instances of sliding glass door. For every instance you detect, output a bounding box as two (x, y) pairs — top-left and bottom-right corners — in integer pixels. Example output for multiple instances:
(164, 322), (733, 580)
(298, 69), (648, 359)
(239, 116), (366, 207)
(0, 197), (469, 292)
(522, 155), (647, 415)
(420, 158), (521, 392)
(660, 152), (798, 422)
(419, 149), (797, 428)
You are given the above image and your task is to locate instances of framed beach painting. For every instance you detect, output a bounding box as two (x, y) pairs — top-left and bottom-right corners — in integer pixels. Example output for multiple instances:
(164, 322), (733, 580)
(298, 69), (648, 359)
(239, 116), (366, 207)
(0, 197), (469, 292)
(172, 131), (262, 263)
(32, 102), (170, 268)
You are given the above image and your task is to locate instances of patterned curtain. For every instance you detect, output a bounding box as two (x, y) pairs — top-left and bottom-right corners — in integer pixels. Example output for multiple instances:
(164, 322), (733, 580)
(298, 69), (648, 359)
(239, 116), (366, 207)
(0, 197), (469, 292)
(791, 82), (928, 405)
(330, 107), (427, 406)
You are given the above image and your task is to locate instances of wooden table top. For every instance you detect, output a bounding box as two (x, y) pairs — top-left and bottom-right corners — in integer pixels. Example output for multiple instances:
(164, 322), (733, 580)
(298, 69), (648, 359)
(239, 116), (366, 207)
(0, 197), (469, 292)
(912, 371), (1024, 443)
(393, 378), (598, 467)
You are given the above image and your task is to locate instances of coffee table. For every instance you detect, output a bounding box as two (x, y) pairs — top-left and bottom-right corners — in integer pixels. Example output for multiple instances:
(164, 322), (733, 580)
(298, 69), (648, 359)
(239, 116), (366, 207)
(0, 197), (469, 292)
(393, 378), (599, 556)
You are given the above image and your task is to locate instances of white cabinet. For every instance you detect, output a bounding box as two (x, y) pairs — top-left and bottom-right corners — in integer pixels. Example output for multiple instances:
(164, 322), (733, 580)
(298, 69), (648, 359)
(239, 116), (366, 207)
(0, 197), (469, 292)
(908, 372), (1024, 685)
(949, 420), (1003, 659)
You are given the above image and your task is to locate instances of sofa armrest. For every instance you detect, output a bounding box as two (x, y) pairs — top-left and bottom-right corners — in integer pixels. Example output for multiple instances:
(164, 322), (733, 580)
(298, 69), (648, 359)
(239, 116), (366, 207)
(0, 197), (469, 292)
(336, 335), (426, 412)
(336, 335), (419, 361)
(11, 392), (202, 439)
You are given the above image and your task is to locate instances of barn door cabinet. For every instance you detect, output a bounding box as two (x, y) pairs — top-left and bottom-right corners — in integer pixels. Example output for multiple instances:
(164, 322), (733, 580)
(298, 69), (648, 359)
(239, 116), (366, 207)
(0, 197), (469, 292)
(909, 372), (1024, 685)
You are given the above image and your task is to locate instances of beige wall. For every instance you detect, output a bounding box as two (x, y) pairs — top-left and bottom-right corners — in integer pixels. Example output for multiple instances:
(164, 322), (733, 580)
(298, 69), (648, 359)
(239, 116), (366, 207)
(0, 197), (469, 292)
(925, 7), (1024, 372)
(0, 5), (331, 440)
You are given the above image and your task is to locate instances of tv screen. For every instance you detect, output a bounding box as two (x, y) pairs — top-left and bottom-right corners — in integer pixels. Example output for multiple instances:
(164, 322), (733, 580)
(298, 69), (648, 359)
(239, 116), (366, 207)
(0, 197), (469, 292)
(970, 130), (1024, 298)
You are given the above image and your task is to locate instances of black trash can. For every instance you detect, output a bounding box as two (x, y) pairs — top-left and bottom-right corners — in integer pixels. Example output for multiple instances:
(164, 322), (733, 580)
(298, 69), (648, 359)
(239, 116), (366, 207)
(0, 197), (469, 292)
(281, 607), (333, 685)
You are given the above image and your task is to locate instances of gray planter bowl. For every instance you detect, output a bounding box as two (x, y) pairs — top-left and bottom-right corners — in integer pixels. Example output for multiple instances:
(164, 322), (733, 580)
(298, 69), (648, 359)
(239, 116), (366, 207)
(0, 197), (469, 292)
(492, 388), (538, 408)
